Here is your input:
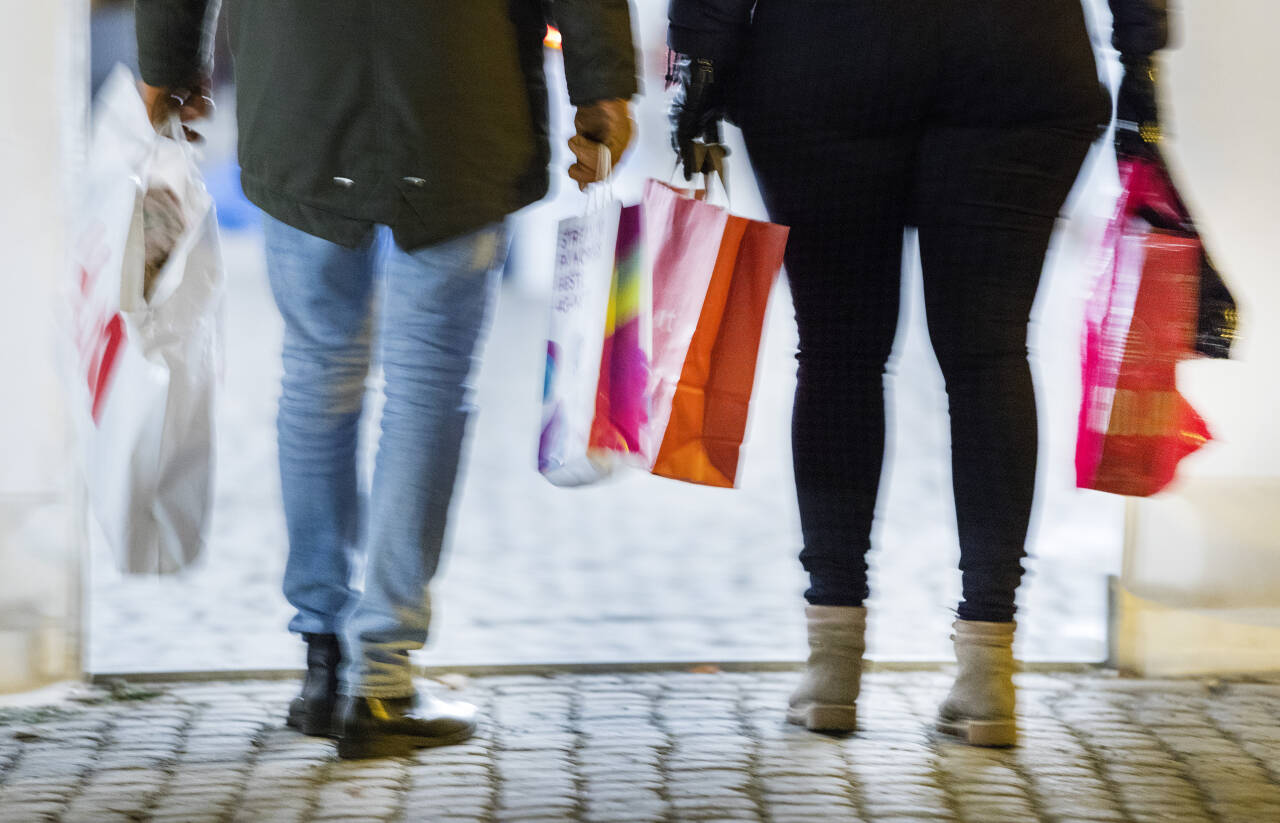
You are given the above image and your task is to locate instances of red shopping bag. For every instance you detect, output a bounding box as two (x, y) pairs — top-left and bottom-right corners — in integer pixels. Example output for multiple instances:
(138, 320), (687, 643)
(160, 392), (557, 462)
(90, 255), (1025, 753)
(1076, 156), (1227, 496)
(640, 179), (789, 487)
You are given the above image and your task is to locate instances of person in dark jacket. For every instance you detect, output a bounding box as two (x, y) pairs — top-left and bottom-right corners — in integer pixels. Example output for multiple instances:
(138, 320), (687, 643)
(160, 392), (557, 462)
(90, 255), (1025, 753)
(135, 0), (638, 759)
(668, 0), (1167, 746)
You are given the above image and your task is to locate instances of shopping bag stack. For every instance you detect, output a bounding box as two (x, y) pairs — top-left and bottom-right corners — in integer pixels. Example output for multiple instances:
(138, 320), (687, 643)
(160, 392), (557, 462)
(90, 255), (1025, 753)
(69, 67), (224, 573)
(539, 166), (789, 489)
(1076, 151), (1238, 497)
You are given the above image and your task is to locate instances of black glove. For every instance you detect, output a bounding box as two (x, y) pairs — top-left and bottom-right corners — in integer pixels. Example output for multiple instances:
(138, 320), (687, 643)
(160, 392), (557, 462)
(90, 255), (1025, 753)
(1116, 56), (1161, 159)
(669, 54), (731, 181)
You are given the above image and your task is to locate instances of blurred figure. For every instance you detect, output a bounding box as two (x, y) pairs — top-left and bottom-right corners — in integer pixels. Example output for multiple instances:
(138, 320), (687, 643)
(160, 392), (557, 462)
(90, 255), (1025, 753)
(669, 0), (1166, 745)
(135, 0), (636, 759)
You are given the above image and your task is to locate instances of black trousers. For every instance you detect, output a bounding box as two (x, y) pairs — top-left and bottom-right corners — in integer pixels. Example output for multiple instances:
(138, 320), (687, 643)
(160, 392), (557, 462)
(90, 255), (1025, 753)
(737, 0), (1110, 622)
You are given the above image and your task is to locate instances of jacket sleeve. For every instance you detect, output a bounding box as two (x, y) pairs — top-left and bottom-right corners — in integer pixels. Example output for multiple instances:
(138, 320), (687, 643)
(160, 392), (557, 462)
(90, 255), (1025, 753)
(549, 0), (640, 106)
(1108, 0), (1170, 57)
(667, 0), (756, 61)
(134, 0), (221, 88)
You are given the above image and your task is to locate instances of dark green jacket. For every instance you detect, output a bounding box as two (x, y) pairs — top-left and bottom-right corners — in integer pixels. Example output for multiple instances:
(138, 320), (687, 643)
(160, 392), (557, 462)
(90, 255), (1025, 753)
(136, 1), (638, 250)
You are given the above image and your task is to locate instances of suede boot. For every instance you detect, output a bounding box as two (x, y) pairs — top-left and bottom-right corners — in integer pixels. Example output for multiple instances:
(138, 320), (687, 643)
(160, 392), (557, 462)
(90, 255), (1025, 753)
(787, 605), (866, 732)
(936, 619), (1018, 747)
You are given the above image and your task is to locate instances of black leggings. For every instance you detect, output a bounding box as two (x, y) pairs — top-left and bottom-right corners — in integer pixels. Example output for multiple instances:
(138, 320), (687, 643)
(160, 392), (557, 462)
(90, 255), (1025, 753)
(737, 0), (1109, 622)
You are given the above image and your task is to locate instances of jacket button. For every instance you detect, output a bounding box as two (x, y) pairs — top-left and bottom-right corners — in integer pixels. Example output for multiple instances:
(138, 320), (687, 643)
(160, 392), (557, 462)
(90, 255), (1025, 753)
(402, 177), (427, 187)
(332, 177), (355, 188)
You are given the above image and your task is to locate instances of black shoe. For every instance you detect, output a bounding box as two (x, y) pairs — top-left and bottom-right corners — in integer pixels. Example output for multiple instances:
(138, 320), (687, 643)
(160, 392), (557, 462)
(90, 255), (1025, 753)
(336, 692), (478, 759)
(285, 633), (341, 737)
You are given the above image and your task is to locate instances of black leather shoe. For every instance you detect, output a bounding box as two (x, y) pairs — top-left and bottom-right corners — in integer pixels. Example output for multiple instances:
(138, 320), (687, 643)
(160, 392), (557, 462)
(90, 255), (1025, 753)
(336, 692), (478, 759)
(285, 633), (341, 737)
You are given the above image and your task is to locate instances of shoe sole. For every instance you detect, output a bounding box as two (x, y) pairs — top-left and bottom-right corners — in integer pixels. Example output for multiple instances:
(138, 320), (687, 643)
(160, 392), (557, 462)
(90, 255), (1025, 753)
(286, 704), (338, 738)
(786, 704), (857, 733)
(336, 723), (477, 760)
(936, 716), (1017, 747)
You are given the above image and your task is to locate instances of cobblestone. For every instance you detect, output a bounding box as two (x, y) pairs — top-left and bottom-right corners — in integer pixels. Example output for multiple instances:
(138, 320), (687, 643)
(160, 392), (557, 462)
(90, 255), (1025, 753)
(3, 672), (1280, 822)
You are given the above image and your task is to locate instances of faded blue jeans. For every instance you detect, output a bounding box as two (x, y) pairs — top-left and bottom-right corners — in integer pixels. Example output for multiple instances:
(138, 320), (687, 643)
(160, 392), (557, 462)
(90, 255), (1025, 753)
(264, 215), (504, 697)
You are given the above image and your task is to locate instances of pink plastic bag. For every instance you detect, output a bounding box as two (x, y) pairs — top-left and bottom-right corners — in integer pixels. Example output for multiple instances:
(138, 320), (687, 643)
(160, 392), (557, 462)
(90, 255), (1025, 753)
(1076, 158), (1217, 496)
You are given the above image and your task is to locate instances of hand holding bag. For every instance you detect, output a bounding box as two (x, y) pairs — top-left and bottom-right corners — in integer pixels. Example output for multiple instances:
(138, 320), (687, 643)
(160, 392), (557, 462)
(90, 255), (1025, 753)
(70, 67), (224, 574)
(539, 146), (651, 485)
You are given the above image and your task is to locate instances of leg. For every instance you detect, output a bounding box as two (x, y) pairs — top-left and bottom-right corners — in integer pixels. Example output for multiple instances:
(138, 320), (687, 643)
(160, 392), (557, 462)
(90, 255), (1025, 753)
(342, 224), (505, 698)
(744, 129), (915, 607)
(264, 215), (377, 638)
(742, 127), (914, 735)
(738, 0), (933, 609)
(914, 124), (1095, 623)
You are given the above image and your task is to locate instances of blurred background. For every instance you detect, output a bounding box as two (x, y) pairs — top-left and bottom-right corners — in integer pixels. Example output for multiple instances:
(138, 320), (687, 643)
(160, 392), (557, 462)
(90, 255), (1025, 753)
(2, 1), (1277, 690)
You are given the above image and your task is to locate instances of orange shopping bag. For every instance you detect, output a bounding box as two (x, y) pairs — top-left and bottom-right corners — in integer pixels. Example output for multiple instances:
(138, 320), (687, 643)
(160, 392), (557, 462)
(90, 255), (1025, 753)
(640, 179), (789, 487)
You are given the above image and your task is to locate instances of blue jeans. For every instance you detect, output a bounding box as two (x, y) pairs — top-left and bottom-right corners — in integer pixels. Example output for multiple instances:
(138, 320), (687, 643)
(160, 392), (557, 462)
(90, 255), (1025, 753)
(264, 215), (504, 697)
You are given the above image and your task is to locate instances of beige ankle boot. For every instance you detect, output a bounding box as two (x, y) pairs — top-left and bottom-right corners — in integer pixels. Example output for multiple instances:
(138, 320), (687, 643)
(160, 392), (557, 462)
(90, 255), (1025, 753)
(936, 619), (1018, 747)
(787, 605), (866, 732)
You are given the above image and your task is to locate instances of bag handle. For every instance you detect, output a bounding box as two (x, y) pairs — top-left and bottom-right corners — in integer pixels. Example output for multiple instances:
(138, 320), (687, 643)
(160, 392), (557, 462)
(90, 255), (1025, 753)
(671, 141), (731, 206)
(584, 142), (615, 215)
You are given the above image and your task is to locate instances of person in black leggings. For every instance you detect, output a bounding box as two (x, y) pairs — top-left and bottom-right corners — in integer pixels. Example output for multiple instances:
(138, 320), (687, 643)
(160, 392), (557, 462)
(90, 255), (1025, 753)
(669, 0), (1168, 745)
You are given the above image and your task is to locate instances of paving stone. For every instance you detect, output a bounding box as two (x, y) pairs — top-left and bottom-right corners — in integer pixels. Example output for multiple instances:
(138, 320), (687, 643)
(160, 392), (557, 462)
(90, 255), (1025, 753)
(312, 806), (399, 821)
(0, 801), (66, 821)
(1038, 796), (1127, 818)
(408, 764), (490, 781)
(952, 801), (1039, 822)
(404, 798), (492, 817)
(584, 783), (663, 802)
(756, 762), (850, 779)
(492, 792), (575, 814)
(583, 801), (666, 822)
(858, 787), (949, 805)
(500, 733), (577, 751)
(859, 802), (956, 819)
(669, 794), (759, 814)
(149, 814), (228, 823)
(767, 812), (864, 823)
(493, 810), (581, 822)
(59, 813), (136, 823)
(763, 793), (860, 811)
(0, 788), (76, 806)
(497, 775), (576, 792)
(668, 768), (751, 787)
(579, 758), (663, 776)
(761, 776), (856, 795)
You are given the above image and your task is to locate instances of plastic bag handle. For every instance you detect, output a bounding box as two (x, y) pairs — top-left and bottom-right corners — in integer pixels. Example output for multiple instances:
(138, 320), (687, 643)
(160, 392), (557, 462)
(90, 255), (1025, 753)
(584, 142), (615, 215)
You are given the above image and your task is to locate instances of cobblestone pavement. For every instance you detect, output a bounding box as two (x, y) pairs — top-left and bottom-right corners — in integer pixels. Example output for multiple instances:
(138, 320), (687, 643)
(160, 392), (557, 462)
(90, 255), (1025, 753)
(3, 671), (1280, 823)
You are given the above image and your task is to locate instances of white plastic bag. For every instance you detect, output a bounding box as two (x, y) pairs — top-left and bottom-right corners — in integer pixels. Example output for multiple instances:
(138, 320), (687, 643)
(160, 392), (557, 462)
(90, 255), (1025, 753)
(69, 66), (223, 574)
(538, 148), (623, 486)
